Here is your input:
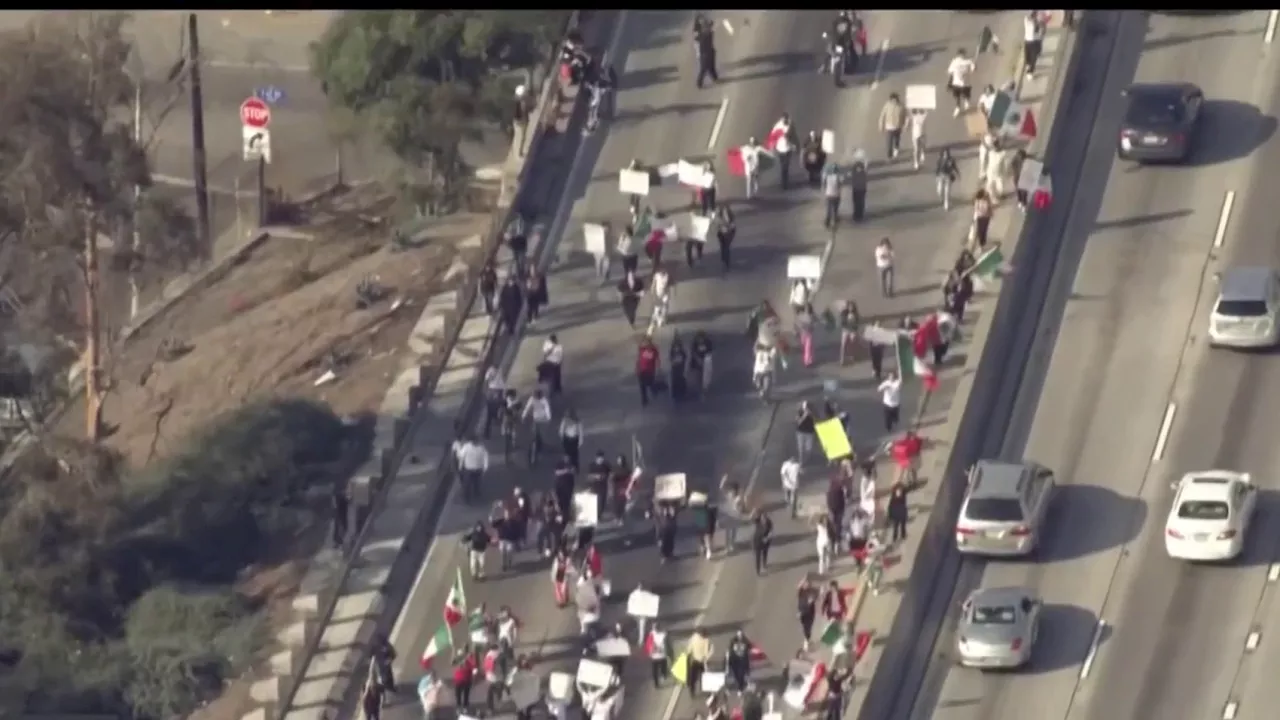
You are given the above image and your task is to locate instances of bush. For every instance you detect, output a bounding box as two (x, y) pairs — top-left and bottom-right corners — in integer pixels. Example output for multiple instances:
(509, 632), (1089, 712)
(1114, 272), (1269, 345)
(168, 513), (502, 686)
(0, 398), (355, 718)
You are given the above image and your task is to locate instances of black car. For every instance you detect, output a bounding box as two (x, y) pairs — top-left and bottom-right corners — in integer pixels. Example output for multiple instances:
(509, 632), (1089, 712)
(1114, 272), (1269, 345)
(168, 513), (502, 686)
(1117, 82), (1203, 163)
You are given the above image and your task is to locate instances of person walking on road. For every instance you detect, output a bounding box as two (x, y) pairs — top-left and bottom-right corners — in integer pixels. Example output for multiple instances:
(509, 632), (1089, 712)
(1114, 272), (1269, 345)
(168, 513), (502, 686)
(971, 189), (994, 250)
(803, 130), (827, 187)
(726, 629), (754, 691)
(796, 401), (818, 464)
(715, 205), (736, 271)
(935, 148), (960, 210)
(618, 225), (639, 275)
(540, 333), (564, 395)
(795, 302), (816, 367)
(617, 269), (645, 328)
(694, 14), (719, 88)
(838, 299), (861, 366)
(1023, 11), (1048, 78)
(888, 482), (910, 542)
(686, 627), (713, 698)
(878, 93), (907, 161)
(452, 650), (477, 711)
(657, 504), (678, 562)
(670, 333), (690, 402)
(465, 521), (492, 580)
(644, 621), (672, 688)
(559, 410), (583, 469)
(720, 476), (747, 553)
(522, 390), (553, 464)
(822, 163), (842, 229)
(797, 577), (819, 650)
(816, 513), (835, 575)
(479, 260), (498, 315)
(636, 336), (661, 406)
(751, 508), (774, 575)
(361, 676), (384, 720)
(848, 150), (869, 222)
(879, 371), (902, 432)
(497, 274), (523, 336)
(908, 108), (928, 170)
(772, 113), (798, 189)
(822, 580), (848, 623)
(875, 237), (895, 298)
(742, 136), (764, 199)
(781, 455), (801, 517)
(690, 330), (714, 397)
(457, 435), (489, 503)
(946, 48), (976, 116)
(848, 507), (870, 569)
(868, 327), (886, 381)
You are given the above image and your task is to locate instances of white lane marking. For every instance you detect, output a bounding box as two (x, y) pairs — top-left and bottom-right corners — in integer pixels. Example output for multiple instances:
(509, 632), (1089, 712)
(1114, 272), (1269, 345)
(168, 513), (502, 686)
(1266, 10), (1279, 44)
(1224, 700), (1240, 720)
(707, 97), (730, 150)
(1246, 630), (1261, 651)
(1213, 191), (1236, 248)
(1152, 403), (1177, 462)
(1079, 619), (1106, 680)
(872, 38), (891, 88)
(1269, 563), (1280, 581)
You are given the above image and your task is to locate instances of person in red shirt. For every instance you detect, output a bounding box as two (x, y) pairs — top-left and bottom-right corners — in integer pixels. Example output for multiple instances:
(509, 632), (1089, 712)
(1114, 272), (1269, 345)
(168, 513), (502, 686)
(584, 542), (603, 578)
(452, 650), (476, 710)
(891, 431), (923, 486)
(636, 337), (661, 406)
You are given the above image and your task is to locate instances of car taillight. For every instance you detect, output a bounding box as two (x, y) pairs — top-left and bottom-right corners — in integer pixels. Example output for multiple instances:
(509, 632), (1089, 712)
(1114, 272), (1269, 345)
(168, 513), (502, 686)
(956, 526), (977, 536)
(1218, 530), (1237, 540)
(1167, 528), (1185, 539)
(1010, 526), (1031, 537)
(1010, 637), (1023, 651)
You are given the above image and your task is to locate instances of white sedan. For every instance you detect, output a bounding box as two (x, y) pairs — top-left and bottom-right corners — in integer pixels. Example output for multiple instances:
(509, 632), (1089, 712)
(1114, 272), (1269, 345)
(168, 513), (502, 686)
(1164, 470), (1256, 562)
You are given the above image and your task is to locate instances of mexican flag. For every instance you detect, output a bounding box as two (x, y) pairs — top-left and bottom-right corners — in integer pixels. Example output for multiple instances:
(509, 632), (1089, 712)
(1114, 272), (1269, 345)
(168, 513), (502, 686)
(968, 245), (1005, 291)
(631, 207), (653, 243)
(987, 90), (1037, 141)
(444, 568), (467, 626)
(818, 619), (845, 648)
(766, 120), (791, 153)
(895, 329), (939, 392)
(468, 608), (490, 645)
(419, 625), (452, 669)
(783, 659), (827, 710)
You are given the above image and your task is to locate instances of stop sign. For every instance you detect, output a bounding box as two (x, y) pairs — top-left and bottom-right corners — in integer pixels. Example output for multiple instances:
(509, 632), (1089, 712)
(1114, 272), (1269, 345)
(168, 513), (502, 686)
(240, 97), (271, 128)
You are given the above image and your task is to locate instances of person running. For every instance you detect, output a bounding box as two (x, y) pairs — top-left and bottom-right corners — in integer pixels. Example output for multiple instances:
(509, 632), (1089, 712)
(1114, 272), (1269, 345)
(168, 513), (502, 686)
(946, 48), (976, 116)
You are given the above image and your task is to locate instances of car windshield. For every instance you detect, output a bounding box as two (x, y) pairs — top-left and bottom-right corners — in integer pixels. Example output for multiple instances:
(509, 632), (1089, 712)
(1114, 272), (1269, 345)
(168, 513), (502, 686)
(971, 605), (1017, 625)
(1126, 94), (1184, 125)
(1216, 299), (1269, 317)
(1178, 500), (1230, 520)
(965, 498), (1025, 523)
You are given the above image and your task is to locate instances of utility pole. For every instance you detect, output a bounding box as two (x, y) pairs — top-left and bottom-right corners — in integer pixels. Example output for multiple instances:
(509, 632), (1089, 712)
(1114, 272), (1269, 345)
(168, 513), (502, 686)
(188, 13), (212, 254)
(257, 154), (267, 226)
(84, 208), (102, 442)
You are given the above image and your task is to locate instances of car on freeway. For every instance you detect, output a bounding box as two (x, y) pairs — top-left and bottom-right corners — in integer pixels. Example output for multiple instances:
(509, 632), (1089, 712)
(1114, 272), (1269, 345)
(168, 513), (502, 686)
(1208, 266), (1280, 349)
(1165, 470), (1256, 562)
(955, 586), (1042, 669)
(955, 460), (1055, 557)
(1117, 82), (1203, 163)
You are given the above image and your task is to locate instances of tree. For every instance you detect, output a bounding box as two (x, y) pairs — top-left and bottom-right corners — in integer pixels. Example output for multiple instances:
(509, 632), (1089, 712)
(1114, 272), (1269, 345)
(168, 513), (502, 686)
(311, 10), (568, 215)
(0, 12), (204, 442)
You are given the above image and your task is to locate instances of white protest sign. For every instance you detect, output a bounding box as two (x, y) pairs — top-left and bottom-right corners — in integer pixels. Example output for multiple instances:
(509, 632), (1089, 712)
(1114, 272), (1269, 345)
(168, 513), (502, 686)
(862, 325), (900, 347)
(576, 658), (615, 688)
(595, 637), (632, 658)
(821, 129), (835, 155)
(459, 715), (480, 720)
(787, 254), (823, 281)
(657, 162), (681, 179)
(701, 670), (726, 693)
(1017, 156), (1045, 194)
(654, 473), (687, 502)
(619, 168), (651, 196)
(548, 672), (574, 701)
(683, 213), (712, 242)
(574, 491), (599, 527)
(677, 159), (714, 189)
(906, 84), (938, 111)
(627, 589), (661, 618)
(583, 222), (608, 257)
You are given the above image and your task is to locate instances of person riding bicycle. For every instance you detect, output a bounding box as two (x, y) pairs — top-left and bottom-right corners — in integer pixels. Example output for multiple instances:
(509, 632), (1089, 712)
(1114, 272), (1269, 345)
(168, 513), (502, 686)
(585, 60), (618, 132)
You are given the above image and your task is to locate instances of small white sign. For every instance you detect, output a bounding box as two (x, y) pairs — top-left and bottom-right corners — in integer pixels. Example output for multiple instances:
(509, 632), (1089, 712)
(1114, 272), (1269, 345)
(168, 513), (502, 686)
(683, 213), (712, 242)
(576, 658), (615, 688)
(701, 670), (726, 693)
(677, 159), (714, 189)
(906, 84), (938, 111)
(657, 162), (681, 179)
(574, 491), (599, 527)
(619, 168), (651, 195)
(584, 222), (608, 257)
(595, 637), (632, 658)
(627, 589), (661, 618)
(548, 672), (574, 701)
(1017, 157), (1045, 193)
(787, 254), (822, 281)
(821, 129), (835, 155)
(654, 473), (687, 502)
(242, 125), (271, 163)
(862, 325), (900, 347)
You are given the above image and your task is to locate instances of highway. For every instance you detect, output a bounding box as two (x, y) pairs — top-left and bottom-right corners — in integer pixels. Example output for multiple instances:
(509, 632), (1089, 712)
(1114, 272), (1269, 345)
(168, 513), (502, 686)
(382, 9), (1028, 720)
(900, 11), (1280, 720)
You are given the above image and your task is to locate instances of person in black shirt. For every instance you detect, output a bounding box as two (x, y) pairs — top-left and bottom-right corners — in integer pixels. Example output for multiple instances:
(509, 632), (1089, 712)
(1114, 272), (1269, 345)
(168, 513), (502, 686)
(795, 401), (818, 465)
(715, 205), (736, 271)
(693, 14), (719, 87)
(617, 269), (645, 328)
(554, 456), (576, 521)
(669, 334), (689, 402)
(725, 629), (753, 691)
(479, 261), (498, 315)
(371, 632), (397, 692)
(824, 666), (851, 720)
(497, 275), (523, 336)
(690, 330), (713, 398)
(751, 509), (773, 574)
(797, 578), (819, 650)
(361, 678), (384, 720)
(331, 482), (349, 549)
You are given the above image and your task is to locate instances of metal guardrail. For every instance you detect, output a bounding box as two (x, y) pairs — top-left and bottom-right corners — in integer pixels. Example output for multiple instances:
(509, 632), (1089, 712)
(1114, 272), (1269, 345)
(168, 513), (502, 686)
(272, 11), (583, 719)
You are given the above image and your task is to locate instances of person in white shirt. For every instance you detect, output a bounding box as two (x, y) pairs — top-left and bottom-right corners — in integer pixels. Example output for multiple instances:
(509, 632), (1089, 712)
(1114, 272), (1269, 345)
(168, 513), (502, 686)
(771, 114), (796, 189)
(522, 389), (553, 462)
(559, 409), (584, 469)
(878, 371), (902, 432)
(908, 109), (928, 170)
(780, 456), (801, 518)
(742, 136), (763, 198)
(1023, 11), (1047, 78)
(789, 279), (811, 315)
(815, 516), (834, 575)
(946, 49), (976, 116)
(456, 435), (490, 502)
(752, 347), (776, 396)
(875, 238), (895, 298)
(977, 84), (998, 118)
(651, 265), (672, 331)
(984, 140), (1007, 199)
(540, 334), (565, 395)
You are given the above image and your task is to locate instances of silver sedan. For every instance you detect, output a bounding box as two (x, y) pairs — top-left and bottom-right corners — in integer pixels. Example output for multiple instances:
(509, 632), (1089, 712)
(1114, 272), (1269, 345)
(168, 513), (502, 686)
(955, 586), (1041, 670)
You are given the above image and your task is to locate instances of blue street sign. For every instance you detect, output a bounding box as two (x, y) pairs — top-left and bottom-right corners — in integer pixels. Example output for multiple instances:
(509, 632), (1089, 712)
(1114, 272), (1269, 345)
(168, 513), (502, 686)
(255, 85), (285, 105)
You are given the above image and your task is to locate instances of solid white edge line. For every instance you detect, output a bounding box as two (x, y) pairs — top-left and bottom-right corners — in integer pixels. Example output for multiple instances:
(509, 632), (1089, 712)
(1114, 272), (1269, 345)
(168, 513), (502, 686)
(1152, 403), (1177, 462)
(1213, 191), (1236, 248)
(1268, 562), (1280, 581)
(708, 97), (730, 150)
(872, 37), (891, 88)
(1079, 619), (1106, 680)
(1224, 699), (1239, 720)
(1246, 630), (1261, 651)
(1266, 10), (1279, 44)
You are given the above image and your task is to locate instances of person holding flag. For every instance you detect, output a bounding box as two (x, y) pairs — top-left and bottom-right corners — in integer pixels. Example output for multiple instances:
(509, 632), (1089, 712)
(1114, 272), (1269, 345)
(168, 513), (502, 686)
(444, 567), (468, 626)
(767, 113), (798, 189)
(821, 580), (849, 624)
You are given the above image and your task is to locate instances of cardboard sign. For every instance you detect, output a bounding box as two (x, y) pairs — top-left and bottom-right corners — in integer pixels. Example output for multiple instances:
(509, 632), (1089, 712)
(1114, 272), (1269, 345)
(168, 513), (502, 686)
(654, 473), (687, 502)
(815, 417), (853, 460)
(619, 168), (651, 196)
(862, 325), (900, 347)
(906, 84), (938, 111)
(595, 637), (632, 658)
(548, 671), (574, 701)
(678, 159), (715, 189)
(584, 222), (608, 257)
(657, 162), (681, 179)
(787, 254), (822, 281)
(683, 213), (712, 242)
(576, 658), (615, 688)
(627, 589), (661, 618)
(574, 491), (599, 527)
(1017, 156), (1045, 193)
(821, 129), (835, 155)
(701, 670), (726, 693)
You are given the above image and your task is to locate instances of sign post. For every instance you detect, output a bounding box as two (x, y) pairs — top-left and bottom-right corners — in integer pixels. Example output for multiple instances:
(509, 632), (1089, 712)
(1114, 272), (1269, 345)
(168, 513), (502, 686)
(240, 97), (272, 225)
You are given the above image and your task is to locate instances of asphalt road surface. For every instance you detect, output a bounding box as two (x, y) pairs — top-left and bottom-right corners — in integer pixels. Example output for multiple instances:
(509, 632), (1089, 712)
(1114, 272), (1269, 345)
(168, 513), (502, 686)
(901, 11), (1280, 720)
(384, 9), (1022, 720)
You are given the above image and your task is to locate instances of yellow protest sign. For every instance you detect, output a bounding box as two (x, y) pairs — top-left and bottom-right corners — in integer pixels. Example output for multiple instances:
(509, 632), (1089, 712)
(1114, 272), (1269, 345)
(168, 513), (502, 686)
(670, 650), (690, 685)
(815, 418), (852, 460)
